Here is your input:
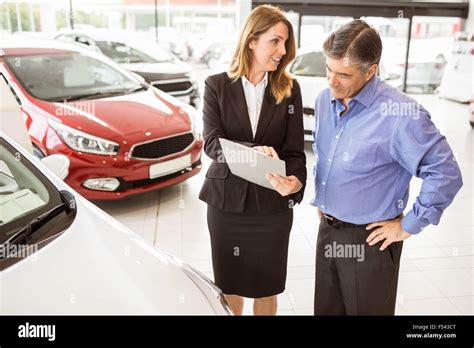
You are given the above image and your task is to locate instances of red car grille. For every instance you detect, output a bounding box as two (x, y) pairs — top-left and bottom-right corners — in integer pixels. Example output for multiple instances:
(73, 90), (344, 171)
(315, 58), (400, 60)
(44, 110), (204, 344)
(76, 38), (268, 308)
(131, 132), (195, 159)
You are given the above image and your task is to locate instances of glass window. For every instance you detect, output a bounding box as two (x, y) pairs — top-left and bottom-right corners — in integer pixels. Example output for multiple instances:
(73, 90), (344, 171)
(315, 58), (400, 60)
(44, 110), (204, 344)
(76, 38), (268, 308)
(5, 52), (141, 102)
(0, 146), (49, 227)
(0, 138), (76, 268)
(403, 16), (461, 93)
(300, 16), (354, 49)
(361, 17), (409, 88)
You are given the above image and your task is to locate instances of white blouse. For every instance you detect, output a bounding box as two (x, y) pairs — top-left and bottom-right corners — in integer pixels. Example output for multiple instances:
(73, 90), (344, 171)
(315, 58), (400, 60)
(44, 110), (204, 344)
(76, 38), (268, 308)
(241, 72), (268, 139)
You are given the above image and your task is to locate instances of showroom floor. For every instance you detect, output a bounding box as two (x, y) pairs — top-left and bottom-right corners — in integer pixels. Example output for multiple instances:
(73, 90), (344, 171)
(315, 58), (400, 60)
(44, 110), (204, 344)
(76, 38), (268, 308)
(95, 92), (473, 316)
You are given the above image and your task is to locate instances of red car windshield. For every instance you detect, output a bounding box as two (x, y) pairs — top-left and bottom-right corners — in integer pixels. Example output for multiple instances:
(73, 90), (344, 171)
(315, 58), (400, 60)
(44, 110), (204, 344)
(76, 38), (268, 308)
(5, 52), (142, 102)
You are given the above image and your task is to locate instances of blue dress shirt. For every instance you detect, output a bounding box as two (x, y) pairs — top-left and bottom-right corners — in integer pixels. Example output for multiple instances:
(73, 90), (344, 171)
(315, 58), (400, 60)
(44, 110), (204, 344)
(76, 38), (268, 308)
(311, 75), (463, 234)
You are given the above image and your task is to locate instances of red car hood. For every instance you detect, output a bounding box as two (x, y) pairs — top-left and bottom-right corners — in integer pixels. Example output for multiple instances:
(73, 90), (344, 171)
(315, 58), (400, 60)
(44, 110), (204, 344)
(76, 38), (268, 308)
(34, 88), (192, 143)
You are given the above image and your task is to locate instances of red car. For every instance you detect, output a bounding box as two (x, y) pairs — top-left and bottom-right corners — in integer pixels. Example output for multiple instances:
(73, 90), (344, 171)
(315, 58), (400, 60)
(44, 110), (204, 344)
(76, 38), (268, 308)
(0, 39), (203, 200)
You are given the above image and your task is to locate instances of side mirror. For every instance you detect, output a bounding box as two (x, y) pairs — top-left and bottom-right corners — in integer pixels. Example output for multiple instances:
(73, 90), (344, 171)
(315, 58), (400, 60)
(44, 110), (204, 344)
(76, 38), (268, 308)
(41, 155), (70, 180)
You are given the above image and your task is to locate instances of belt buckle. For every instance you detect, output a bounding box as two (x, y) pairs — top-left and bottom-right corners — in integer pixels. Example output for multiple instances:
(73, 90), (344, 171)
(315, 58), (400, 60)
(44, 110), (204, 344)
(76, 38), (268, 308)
(323, 214), (335, 225)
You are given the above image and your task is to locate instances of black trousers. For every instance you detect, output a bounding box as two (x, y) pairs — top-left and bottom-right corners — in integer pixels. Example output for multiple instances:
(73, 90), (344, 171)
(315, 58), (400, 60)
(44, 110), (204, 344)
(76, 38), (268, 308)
(314, 216), (403, 315)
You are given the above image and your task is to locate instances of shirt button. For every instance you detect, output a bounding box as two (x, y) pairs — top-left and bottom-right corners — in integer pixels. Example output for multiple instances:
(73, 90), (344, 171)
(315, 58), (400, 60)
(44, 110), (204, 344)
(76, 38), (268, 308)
(322, 182), (326, 185)
(328, 158), (332, 162)
(335, 135), (339, 139)
(321, 205), (325, 208)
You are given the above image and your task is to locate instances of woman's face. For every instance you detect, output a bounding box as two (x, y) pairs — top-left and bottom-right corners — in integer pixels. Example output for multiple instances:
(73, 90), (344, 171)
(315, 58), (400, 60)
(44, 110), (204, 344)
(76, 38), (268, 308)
(249, 21), (289, 73)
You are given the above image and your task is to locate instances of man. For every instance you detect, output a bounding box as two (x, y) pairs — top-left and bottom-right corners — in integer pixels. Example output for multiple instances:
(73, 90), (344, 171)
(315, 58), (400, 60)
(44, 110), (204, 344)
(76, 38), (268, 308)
(312, 20), (463, 315)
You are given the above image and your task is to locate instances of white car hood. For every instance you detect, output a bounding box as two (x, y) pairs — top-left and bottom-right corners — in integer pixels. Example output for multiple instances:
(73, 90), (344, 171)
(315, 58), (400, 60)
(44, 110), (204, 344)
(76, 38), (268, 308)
(0, 196), (216, 315)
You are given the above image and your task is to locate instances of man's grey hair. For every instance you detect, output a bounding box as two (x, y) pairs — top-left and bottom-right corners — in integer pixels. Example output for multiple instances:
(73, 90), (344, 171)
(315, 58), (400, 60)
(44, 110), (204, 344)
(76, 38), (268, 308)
(323, 19), (383, 73)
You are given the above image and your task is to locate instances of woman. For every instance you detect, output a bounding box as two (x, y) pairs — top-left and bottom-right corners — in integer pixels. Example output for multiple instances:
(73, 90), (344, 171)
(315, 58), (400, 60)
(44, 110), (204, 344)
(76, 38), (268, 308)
(198, 4), (306, 315)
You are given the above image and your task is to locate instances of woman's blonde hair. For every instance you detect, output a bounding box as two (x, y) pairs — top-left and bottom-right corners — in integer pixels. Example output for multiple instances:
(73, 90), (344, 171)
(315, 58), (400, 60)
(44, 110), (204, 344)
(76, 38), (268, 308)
(228, 4), (296, 104)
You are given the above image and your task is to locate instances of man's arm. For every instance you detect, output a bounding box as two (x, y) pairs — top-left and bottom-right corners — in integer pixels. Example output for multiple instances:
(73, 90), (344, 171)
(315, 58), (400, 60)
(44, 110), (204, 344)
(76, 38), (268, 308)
(390, 107), (463, 234)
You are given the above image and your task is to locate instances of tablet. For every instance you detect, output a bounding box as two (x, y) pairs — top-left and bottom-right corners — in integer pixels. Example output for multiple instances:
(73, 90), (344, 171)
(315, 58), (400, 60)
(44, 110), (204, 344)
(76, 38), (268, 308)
(218, 138), (286, 190)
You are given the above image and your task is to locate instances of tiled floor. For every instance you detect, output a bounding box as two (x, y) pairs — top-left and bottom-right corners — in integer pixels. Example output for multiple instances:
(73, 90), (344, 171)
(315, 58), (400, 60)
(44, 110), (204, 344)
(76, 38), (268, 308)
(95, 93), (473, 315)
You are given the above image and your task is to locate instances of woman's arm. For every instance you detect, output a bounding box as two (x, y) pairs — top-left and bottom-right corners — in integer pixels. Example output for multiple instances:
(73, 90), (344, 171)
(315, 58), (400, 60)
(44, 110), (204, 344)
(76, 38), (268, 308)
(280, 80), (307, 203)
(265, 80), (307, 202)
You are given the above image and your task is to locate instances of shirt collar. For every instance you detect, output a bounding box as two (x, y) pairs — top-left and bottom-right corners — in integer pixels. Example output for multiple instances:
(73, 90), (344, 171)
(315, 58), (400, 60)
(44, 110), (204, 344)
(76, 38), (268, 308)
(242, 71), (268, 88)
(352, 74), (379, 108)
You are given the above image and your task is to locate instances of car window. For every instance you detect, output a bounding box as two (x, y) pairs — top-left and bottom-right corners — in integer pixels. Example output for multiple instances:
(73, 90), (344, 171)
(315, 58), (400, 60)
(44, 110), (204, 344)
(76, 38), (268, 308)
(95, 41), (158, 64)
(5, 53), (141, 102)
(290, 52), (326, 77)
(0, 138), (76, 268)
(134, 44), (176, 63)
(0, 144), (50, 227)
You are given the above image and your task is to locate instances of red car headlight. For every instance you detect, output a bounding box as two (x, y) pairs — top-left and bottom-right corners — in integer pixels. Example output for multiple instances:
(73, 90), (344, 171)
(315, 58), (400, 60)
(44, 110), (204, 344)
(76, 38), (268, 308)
(48, 119), (119, 156)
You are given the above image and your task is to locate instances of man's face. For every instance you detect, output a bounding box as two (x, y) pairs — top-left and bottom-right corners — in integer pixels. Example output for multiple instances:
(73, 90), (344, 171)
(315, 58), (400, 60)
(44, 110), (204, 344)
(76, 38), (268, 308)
(325, 57), (376, 100)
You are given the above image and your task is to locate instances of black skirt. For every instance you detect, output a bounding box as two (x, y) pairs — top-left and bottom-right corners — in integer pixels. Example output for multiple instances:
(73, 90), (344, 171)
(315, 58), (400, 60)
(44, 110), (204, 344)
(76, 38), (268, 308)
(207, 187), (293, 298)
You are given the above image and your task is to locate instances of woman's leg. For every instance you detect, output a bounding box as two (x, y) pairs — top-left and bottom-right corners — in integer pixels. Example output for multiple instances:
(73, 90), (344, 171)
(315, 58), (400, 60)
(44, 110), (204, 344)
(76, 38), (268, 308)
(253, 295), (278, 315)
(224, 294), (244, 315)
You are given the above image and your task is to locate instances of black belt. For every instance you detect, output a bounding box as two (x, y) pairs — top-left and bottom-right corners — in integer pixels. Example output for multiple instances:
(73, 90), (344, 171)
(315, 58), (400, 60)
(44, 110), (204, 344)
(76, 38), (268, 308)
(322, 213), (402, 228)
(322, 214), (367, 228)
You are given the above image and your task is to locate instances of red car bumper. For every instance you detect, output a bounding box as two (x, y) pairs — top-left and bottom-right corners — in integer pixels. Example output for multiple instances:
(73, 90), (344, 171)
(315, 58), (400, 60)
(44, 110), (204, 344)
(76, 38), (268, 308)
(45, 134), (203, 200)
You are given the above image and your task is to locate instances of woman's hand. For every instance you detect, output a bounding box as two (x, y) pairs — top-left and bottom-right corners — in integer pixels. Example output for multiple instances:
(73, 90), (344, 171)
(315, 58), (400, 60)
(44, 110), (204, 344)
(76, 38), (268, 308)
(253, 145), (279, 159)
(265, 173), (303, 197)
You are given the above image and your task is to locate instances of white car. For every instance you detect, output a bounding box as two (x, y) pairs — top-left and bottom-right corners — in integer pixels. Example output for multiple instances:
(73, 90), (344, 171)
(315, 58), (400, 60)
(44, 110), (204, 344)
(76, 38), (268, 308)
(289, 48), (331, 141)
(0, 133), (231, 315)
(290, 47), (400, 141)
(439, 32), (474, 103)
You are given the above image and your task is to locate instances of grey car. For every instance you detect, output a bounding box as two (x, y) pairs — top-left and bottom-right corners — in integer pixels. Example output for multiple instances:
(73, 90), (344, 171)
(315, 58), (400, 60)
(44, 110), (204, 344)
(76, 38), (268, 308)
(55, 31), (200, 107)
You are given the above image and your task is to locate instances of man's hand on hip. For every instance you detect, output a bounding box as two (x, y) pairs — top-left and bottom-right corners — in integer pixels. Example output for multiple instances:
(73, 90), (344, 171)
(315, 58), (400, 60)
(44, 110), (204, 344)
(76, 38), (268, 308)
(365, 216), (411, 251)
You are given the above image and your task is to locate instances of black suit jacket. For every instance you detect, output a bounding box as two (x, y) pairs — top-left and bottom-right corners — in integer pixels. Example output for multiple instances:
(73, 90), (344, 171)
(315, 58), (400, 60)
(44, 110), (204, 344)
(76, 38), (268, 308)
(198, 72), (307, 213)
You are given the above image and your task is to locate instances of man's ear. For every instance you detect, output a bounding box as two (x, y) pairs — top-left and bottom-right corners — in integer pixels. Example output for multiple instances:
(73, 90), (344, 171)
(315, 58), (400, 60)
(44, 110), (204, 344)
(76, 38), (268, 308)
(365, 64), (378, 82)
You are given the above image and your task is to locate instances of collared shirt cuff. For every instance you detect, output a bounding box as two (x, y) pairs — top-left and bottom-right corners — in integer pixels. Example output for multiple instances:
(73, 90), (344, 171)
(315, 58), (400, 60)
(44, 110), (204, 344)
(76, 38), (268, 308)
(401, 211), (429, 235)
